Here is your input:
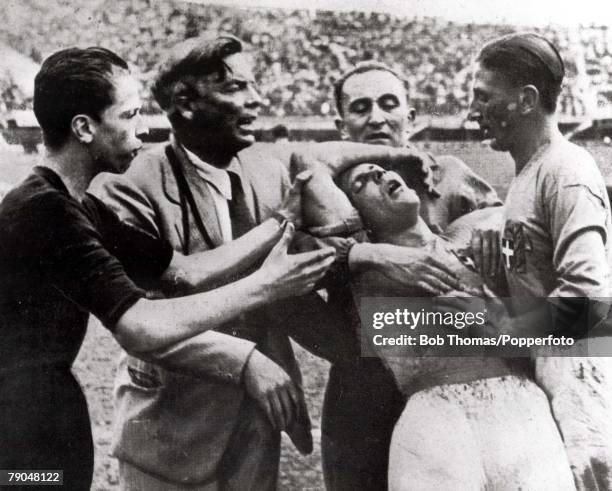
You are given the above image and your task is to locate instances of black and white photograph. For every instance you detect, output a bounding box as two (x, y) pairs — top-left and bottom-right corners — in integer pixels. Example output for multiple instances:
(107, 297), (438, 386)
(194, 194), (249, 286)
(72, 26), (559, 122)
(1, 0), (612, 489)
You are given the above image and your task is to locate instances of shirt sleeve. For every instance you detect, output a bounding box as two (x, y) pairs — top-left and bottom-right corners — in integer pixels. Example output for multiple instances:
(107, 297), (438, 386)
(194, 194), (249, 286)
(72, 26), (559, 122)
(33, 194), (146, 330)
(546, 181), (610, 298)
(82, 193), (173, 283)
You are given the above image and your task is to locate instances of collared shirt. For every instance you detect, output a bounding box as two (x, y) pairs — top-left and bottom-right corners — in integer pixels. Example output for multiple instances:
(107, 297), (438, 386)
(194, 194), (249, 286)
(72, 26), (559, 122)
(182, 145), (235, 243)
(502, 133), (612, 311)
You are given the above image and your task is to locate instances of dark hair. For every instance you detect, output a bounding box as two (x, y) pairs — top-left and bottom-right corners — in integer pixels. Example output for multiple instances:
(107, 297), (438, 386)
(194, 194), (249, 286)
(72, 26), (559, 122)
(152, 33), (244, 113)
(333, 61), (408, 117)
(33, 47), (129, 150)
(477, 32), (565, 113)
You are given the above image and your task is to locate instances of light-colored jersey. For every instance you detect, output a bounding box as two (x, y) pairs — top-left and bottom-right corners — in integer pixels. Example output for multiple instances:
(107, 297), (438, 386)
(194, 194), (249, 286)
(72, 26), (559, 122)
(502, 134), (612, 490)
(502, 134), (611, 309)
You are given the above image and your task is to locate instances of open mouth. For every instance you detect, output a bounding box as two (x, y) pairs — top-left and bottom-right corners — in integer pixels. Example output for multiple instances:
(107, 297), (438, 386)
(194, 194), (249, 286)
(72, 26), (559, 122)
(366, 132), (390, 141)
(385, 179), (403, 197)
(237, 116), (257, 134)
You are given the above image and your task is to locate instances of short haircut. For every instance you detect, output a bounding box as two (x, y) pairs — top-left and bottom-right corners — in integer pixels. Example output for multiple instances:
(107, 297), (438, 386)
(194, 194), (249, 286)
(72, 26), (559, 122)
(333, 61), (408, 117)
(34, 47), (129, 150)
(152, 33), (245, 114)
(476, 32), (565, 113)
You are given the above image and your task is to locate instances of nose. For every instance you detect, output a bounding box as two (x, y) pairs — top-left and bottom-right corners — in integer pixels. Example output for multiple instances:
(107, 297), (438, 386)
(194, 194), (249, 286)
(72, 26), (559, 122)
(245, 83), (263, 110)
(467, 100), (482, 122)
(365, 167), (384, 183)
(367, 102), (386, 126)
(135, 114), (149, 141)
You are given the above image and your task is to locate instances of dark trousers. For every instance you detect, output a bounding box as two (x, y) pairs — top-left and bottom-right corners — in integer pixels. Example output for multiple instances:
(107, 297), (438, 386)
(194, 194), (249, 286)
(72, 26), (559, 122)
(0, 367), (94, 491)
(322, 359), (405, 491)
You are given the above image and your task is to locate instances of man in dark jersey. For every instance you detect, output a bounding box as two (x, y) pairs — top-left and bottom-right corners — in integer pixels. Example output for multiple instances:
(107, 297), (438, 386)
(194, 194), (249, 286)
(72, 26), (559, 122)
(0, 47), (335, 490)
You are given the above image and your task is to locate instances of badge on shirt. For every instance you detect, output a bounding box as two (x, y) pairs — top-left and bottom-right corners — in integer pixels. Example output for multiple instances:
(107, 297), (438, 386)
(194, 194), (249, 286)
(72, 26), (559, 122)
(502, 221), (532, 273)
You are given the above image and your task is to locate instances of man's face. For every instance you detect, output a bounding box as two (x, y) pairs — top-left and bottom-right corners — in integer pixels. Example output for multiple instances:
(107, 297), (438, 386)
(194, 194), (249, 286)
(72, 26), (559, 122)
(468, 63), (522, 152)
(337, 70), (414, 148)
(186, 52), (262, 153)
(341, 163), (420, 233)
(90, 71), (147, 174)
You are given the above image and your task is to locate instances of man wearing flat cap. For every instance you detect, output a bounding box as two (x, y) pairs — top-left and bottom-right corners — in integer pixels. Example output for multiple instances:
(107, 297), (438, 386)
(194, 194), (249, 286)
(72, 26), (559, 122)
(91, 33), (343, 490)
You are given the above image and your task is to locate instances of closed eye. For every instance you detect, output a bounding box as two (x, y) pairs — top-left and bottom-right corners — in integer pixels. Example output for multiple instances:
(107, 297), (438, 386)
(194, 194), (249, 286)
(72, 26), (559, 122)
(377, 94), (400, 111)
(222, 80), (248, 93)
(348, 99), (372, 115)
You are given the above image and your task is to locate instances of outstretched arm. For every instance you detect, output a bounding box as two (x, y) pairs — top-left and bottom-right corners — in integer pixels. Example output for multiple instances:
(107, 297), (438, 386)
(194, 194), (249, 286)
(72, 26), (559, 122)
(114, 224), (335, 353)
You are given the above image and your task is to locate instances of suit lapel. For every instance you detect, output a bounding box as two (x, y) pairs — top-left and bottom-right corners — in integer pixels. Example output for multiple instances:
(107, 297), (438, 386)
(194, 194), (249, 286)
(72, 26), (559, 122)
(170, 140), (224, 248)
(228, 157), (260, 225)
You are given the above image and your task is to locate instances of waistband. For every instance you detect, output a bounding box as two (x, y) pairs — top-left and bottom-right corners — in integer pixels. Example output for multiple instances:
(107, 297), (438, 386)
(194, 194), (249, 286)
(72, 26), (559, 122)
(403, 358), (532, 398)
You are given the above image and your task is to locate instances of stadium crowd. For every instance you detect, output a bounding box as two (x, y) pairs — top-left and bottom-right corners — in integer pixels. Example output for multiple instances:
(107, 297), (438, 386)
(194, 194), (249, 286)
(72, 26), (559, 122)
(1, 0), (611, 117)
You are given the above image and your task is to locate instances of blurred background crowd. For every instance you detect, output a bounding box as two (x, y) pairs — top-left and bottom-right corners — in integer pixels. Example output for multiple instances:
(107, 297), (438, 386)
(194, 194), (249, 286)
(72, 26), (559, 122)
(1, 0), (611, 118)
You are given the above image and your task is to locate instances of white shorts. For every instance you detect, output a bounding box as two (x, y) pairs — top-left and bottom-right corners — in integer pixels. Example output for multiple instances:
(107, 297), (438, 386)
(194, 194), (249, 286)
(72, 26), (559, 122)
(389, 375), (576, 491)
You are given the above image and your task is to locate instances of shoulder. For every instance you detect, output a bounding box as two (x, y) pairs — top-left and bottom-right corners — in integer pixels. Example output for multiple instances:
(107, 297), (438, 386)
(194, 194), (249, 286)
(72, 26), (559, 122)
(91, 143), (170, 195)
(239, 142), (291, 171)
(540, 139), (605, 197)
(1, 172), (71, 224)
(2, 176), (97, 253)
(120, 143), (170, 184)
(238, 142), (291, 185)
(432, 154), (483, 181)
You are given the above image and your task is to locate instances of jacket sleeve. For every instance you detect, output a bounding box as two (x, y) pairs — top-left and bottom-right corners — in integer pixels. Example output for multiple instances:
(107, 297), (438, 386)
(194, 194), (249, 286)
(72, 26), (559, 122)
(89, 159), (259, 385)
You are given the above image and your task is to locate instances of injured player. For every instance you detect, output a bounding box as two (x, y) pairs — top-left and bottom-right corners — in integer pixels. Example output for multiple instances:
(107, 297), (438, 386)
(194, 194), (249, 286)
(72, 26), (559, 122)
(332, 162), (576, 490)
(295, 137), (612, 488)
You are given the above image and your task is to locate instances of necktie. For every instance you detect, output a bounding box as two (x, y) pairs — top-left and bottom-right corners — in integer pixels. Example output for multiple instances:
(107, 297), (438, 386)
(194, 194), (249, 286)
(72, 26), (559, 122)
(227, 171), (255, 239)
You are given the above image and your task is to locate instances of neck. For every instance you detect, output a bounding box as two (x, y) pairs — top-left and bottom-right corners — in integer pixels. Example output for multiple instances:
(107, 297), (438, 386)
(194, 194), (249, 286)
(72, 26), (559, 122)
(174, 126), (236, 168)
(42, 142), (96, 200)
(510, 113), (559, 174)
(374, 217), (435, 247)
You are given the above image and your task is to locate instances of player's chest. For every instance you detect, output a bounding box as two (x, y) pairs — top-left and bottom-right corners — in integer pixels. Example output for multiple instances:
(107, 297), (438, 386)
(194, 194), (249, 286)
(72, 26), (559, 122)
(501, 182), (552, 275)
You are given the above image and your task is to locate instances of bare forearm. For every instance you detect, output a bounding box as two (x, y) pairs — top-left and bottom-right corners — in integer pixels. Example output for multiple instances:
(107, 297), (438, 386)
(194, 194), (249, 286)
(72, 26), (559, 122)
(294, 142), (395, 176)
(161, 218), (282, 294)
(348, 243), (395, 274)
(115, 272), (272, 353)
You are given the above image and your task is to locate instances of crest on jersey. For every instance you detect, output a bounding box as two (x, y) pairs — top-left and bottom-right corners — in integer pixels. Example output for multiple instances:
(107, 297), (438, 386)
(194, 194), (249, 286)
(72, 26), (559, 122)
(502, 221), (532, 272)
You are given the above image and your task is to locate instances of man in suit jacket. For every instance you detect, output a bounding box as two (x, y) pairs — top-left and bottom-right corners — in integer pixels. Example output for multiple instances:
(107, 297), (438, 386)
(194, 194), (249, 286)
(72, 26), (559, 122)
(91, 34), (343, 490)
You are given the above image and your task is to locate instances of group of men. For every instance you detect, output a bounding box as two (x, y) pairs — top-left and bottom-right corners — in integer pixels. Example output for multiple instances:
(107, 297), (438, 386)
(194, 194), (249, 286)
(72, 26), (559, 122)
(0, 23), (610, 491)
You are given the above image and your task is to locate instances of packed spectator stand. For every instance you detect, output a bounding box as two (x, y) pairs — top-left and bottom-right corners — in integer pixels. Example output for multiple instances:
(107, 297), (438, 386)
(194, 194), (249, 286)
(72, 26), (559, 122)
(1, 0), (611, 118)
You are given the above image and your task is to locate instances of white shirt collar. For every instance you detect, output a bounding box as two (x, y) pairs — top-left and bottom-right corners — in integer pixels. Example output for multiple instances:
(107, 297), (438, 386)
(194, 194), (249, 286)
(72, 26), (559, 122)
(182, 145), (233, 200)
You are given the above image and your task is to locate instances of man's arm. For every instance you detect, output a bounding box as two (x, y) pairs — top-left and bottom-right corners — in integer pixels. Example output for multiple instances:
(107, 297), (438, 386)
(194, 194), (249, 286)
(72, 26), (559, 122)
(475, 180), (611, 341)
(347, 242), (461, 296)
(90, 170), (311, 295)
(114, 225), (335, 352)
(290, 141), (436, 194)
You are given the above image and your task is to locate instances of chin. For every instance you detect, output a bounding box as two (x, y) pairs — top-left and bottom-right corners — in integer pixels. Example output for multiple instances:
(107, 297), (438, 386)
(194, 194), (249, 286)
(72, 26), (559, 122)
(109, 156), (135, 174)
(489, 139), (509, 152)
(228, 134), (255, 153)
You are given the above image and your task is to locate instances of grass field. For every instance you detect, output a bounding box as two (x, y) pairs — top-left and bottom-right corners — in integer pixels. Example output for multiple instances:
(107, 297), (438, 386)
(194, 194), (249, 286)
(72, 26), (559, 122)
(2, 140), (612, 490)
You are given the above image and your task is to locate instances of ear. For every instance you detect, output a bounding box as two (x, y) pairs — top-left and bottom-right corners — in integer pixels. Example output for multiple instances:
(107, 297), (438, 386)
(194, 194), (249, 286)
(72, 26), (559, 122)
(171, 81), (195, 121)
(71, 115), (95, 144)
(519, 85), (539, 115)
(335, 118), (350, 140)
